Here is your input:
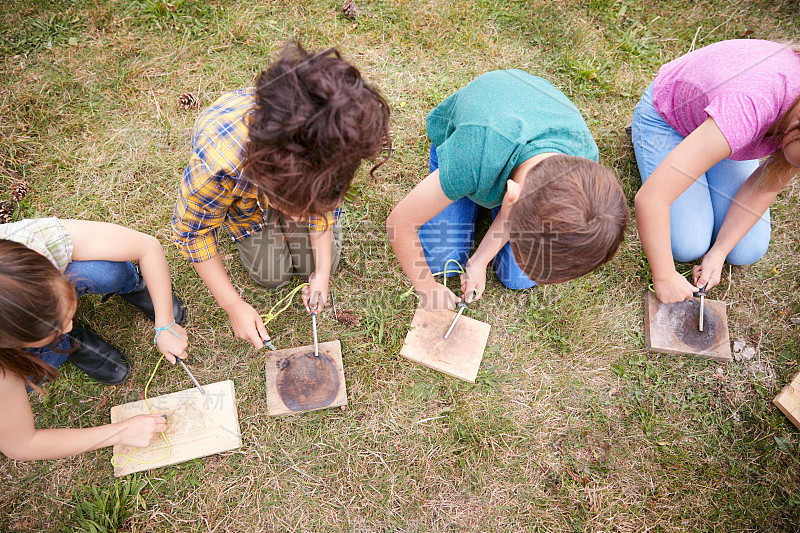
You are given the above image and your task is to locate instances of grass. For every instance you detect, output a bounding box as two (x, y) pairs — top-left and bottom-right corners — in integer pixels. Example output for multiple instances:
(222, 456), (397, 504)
(1, 0), (800, 531)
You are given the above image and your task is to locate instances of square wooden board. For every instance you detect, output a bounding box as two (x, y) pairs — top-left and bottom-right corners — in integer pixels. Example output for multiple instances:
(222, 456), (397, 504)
(265, 339), (347, 416)
(400, 306), (491, 383)
(109, 380), (242, 477)
(774, 372), (800, 430)
(643, 291), (731, 362)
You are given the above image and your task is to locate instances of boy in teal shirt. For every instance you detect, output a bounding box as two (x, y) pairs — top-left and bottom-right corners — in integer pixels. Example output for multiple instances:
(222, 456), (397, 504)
(387, 70), (628, 311)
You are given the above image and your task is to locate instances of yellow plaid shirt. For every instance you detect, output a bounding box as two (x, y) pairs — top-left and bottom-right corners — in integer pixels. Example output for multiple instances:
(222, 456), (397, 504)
(172, 88), (341, 262)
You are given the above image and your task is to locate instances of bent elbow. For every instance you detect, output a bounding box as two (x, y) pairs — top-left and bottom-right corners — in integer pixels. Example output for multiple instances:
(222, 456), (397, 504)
(2, 447), (37, 462)
(385, 211), (398, 242)
(633, 188), (649, 213)
(146, 234), (165, 253)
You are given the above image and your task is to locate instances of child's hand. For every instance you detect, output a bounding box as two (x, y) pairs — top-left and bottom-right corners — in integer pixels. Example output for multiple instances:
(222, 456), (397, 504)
(653, 270), (699, 303)
(114, 414), (167, 448)
(225, 299), (272, 349)
(460, 259), (487, 304)
(692, 251), (725, 291)
(303, 272), (329, 314)
(418, 280), (460, 311)
(155, 323), (188, 364)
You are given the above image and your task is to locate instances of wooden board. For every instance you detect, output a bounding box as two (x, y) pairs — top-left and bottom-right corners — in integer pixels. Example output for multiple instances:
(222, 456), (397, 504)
(109, 380), (242, 477)
(774, 372), (800, 430)
(265, 340), (347, 416)
(400, 306), (491, 383)
(643, 291), (731, 362)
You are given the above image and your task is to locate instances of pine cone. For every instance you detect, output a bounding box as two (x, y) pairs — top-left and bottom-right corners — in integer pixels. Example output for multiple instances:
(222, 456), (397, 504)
(335, 309), (361, 327)
(9, 180), (30, 202)
(0, 201), (15, 224)
(342, 0), (358, 19)
(178, 92), (199, 110)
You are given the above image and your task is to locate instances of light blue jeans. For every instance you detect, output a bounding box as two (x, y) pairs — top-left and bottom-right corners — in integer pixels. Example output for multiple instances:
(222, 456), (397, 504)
(631, 83), (770, 264)
(418, 145), (536, 290)
(26, 260), (138, 370)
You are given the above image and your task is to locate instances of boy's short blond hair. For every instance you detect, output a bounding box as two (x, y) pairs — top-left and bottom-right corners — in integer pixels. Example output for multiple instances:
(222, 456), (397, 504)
(508, 155), (628, 284)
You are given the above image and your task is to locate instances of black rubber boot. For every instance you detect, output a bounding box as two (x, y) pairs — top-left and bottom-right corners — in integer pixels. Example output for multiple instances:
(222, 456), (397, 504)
(67, 327), (131, 386)
(120, 270), (186, 326)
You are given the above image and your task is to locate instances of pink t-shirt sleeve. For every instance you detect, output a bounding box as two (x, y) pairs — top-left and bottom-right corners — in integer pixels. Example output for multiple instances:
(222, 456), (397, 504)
(704, 93), (779, 159)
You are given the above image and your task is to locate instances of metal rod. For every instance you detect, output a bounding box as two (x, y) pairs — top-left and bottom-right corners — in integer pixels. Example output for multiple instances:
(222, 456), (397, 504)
(443, 305), (466, 340)
(263, 339), (277, 351)
(697, 283), (708, 333)
(177, 358), (206, 395)
(312, 312), (319, 357)
(699, 294), (705, 332)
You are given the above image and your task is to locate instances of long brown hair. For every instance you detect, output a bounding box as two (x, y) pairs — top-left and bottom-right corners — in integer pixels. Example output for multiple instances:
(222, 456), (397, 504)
(0, 239), (76, 388)
(243, 41), (391, 220)
(756, 42), (800, 190)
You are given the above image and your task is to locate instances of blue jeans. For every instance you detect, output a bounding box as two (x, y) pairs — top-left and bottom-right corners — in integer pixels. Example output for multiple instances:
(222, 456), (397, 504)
(418, 145), (536, 290)
(27, 260), (138, 370)
(631, 83), (770, 264)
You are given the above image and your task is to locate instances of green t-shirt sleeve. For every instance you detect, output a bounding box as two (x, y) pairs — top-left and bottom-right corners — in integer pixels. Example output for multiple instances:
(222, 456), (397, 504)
(436, 125), (518, 204)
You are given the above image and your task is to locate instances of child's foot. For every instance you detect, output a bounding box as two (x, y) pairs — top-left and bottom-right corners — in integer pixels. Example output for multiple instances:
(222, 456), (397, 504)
(67, 327), (131, 385)
(121, 270), (186, 325)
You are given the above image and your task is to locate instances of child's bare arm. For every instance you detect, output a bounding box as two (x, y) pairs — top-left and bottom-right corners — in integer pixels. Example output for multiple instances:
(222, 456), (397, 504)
(303, 228), (333, 313)
(63, 220), (188, 360)
(193, 255), (270, 349)
(387, 171), (460, 311)
(634, 118), (731, 303)
(693, 163), (788, 289)
(461, 187), (517, 302)
(61, 220), (188, 362)
(0, 372), (166, 461)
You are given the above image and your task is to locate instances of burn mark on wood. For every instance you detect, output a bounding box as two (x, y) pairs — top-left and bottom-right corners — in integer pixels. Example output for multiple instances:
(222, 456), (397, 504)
(666, 299), (716, 351)
(276, 351), (340, 411)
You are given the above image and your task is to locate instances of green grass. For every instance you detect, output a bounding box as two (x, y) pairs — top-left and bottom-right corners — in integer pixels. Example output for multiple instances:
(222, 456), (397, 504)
(1, 0), (800, 531)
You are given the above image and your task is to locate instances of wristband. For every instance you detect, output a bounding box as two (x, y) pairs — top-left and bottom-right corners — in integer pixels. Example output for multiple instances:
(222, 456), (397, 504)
(153, 320), (182, 345)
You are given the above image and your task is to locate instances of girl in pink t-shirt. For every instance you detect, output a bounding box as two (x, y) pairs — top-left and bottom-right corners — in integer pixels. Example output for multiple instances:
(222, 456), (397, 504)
(632, 39), (800, 303)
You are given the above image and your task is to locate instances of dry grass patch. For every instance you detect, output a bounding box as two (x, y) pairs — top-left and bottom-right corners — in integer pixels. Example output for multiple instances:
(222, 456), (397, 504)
(1, 0), (800, 531)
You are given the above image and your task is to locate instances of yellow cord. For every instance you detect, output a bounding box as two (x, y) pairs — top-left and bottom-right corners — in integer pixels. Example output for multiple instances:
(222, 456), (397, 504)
(431, 258), (466, 280)
(110, 354), (172, 467)
(400, 259), (466, 300)
(261, 282), (309, 325)
(646, 269), (695, 293)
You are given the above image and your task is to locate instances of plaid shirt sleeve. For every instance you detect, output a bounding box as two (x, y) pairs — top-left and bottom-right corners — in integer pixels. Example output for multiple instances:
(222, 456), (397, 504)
(305, 207), (342, 232)
(172, 134), (236, 263)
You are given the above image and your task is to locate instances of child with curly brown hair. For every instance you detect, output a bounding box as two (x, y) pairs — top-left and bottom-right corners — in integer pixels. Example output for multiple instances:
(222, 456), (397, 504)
(172, 41), (390, 348)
